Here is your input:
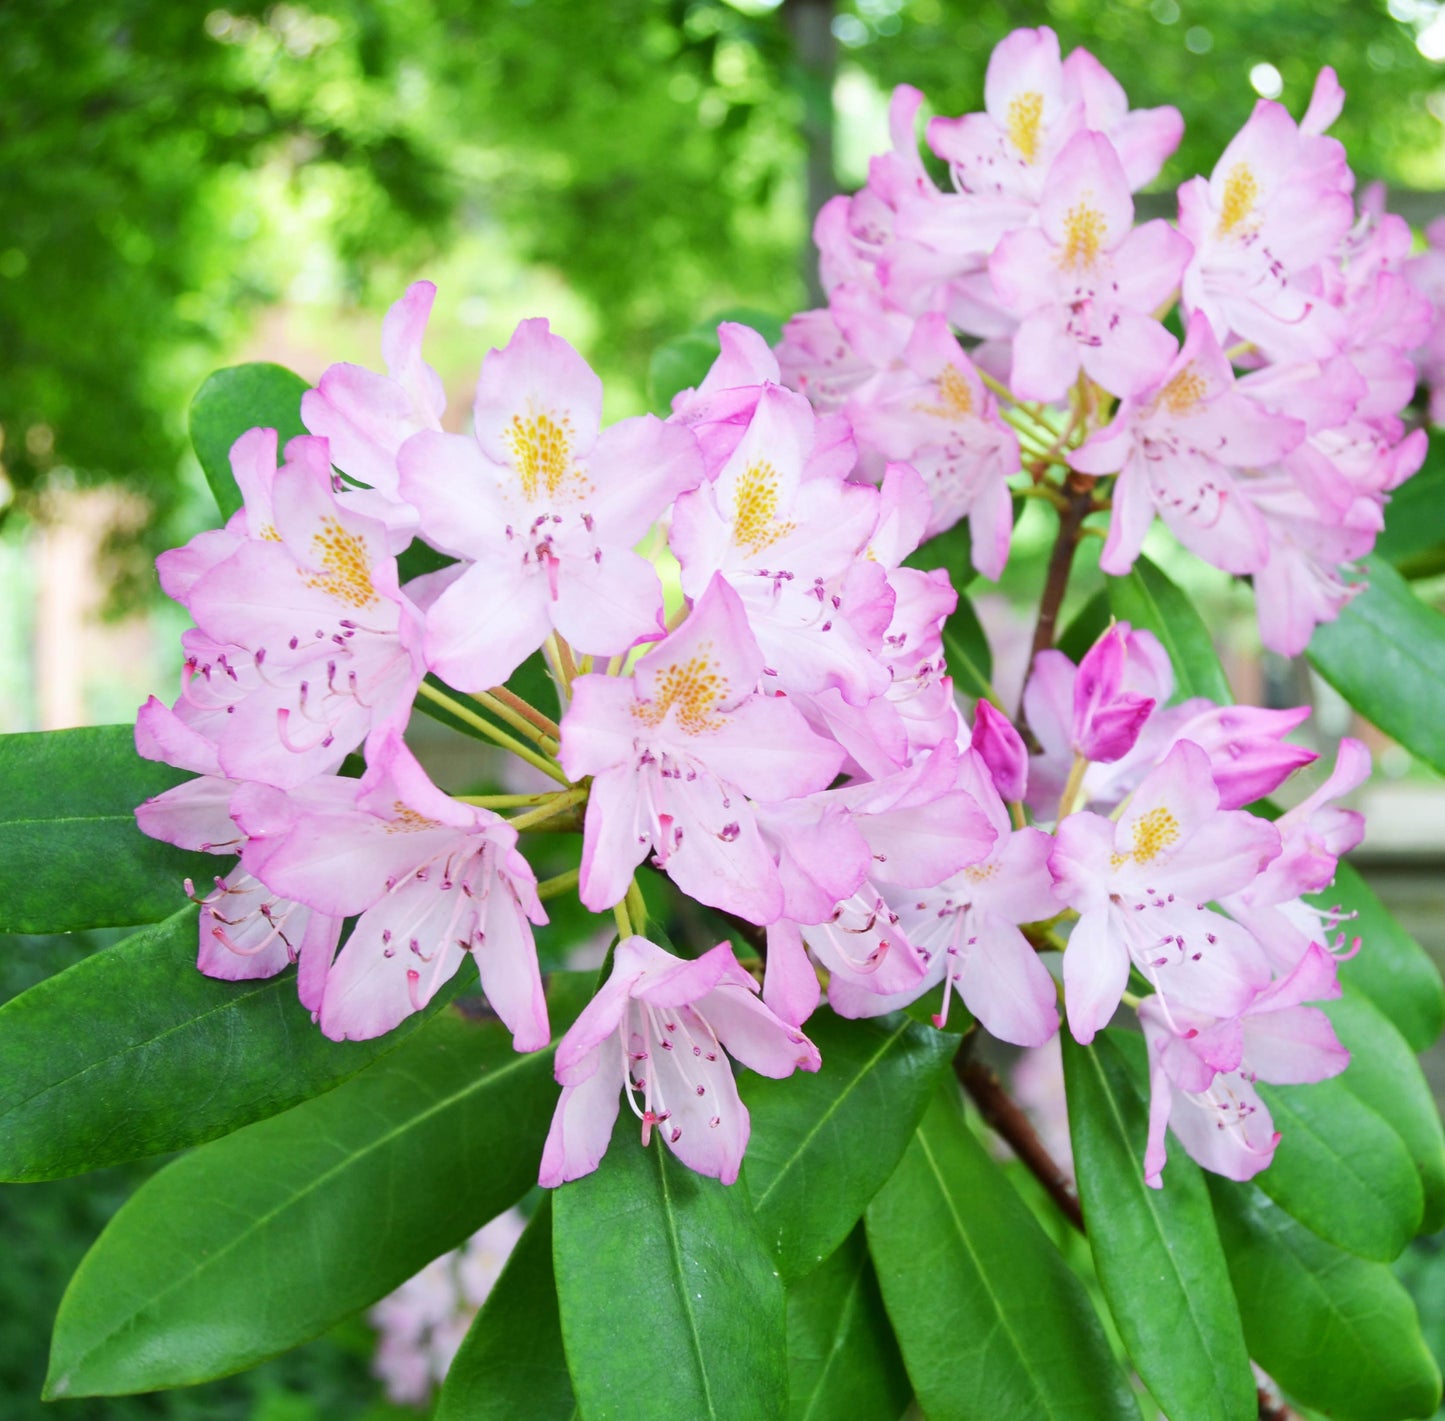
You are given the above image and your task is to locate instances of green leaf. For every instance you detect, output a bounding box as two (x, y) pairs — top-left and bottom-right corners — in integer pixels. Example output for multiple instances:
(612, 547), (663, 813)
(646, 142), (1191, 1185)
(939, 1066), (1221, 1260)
(866, 1084), (1139, 1421)
(1211, 1178), (1442, 1421)
(1106, 554), (1232, 703)
(435, 1198), (576, 1421)
(1061, 1033), (1255, 1421)
(648, 330), (720, 412)
(0, 726), (213, 934)
(44, 975), (593, 1398)
(1057, 586), (1111, 663)
(1308, 555), (1445, 776)
(943, 593), (997, 705)
(1323, 990), (1445, 1234)
(189, 362), (310, 521)
(909, 519), (975, 590)
(743, 1007), (960, 1284)
(1375, 436), (1445, 572)
(553, 1123), (787, 1421)
(0, 906), (449, 1181)
(785, 1227), (911, 1421)
(1256, 1073), (1422, 1261)
(1328, 860), (1445, 1052)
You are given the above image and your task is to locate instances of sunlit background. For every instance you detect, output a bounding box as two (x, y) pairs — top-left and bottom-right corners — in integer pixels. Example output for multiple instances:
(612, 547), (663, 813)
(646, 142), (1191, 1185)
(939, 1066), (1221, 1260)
(6, 1), (1445, 1415)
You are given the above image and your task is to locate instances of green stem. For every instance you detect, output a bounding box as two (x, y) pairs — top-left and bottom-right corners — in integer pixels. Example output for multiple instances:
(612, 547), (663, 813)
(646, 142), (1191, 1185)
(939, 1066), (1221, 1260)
(509, 786), (588, 831)
(455, 790), (566, 809)
(536, 867), (581, 902)
(474, 686), (560, 746)
(416, 680), (571, 786)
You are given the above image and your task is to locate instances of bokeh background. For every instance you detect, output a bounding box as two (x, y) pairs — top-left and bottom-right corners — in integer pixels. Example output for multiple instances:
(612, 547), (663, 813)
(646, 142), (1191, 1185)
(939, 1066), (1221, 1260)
(6, 1), (1445, 1415)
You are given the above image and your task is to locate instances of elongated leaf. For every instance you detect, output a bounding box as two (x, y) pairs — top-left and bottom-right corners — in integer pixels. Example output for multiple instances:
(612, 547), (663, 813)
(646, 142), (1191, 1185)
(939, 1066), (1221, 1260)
(1325, 990), (1445, 1233)
(742, 1007), (960, 1283)
(44, 975), (592, 1398)
(944, 593), (997, 705)
(1256, 1074), (1422, 1261)
(553, 1123), (787, 1421)
(1062, 1033), (1255, 1421)
(866, 1084), (1138, 1421)
(1308, 555), (1445, 776)
(1107, 555), (1232, 703)
(1374, 438), (1445, 571)
(0, 726), (213, 933)
(435, 1198), (576, 1421)
(1211, 1178), (1442, 1421)
(190, 362), (310, 521)
(0, 907), (448, 1181)
(1057, 586), (1111, 662)
(786, 1227), (911, 1421)
(1328, 860), (1445, 1052)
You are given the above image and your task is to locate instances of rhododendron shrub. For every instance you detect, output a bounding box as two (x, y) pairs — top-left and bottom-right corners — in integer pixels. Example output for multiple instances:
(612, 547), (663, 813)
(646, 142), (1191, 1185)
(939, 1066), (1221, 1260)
(6, 27), (1445, 1421)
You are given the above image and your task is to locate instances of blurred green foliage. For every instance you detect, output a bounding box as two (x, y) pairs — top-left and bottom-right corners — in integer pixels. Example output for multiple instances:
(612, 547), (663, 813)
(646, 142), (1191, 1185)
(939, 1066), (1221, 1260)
(4, 0), (1445, 599)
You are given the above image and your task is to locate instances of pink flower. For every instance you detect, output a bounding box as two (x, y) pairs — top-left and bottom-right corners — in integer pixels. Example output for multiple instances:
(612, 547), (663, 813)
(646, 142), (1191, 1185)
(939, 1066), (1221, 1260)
(397, 318), (704, 689)
(828, 747), (1058, 1046)
(540, 937), (820, 1186)
(235, 733), (549, 1049)
(558, 575), (845, 923)
(1140, 942), (1348, 1186)
(1051, 740), (1280, 1043)
(1177, 69), (1354, 360)
(988, 130), (1192, 400)
(302, 280), (447, 533)
(1070, 312), (1305, 576)
(180, 434), (424, 787)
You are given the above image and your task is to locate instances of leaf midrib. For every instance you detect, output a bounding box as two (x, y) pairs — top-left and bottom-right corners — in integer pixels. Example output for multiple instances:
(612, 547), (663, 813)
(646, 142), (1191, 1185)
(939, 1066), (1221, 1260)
(752, 1021), (910, 1213)
(656, 1145), (720, 1421)
(796, 1249), (868, 1421)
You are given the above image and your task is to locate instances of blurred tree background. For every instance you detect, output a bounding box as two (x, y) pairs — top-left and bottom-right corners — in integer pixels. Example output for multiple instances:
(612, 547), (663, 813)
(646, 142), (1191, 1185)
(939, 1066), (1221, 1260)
(7, 0), (1445, 605)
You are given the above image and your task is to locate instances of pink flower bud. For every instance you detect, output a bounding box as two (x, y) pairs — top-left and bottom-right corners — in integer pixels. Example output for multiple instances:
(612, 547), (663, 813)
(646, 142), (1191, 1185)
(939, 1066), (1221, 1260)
(971, 698), (1028, 802)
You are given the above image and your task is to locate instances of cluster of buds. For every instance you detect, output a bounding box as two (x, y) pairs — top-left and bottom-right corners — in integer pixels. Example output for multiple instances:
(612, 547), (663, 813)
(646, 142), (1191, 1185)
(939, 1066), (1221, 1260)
(778, 26), (1429, 655)
(134, 25), (1408, 1196)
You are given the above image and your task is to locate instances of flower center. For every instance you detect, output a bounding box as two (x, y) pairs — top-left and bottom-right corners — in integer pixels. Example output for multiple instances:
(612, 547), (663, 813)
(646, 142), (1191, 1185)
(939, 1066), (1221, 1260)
(385, 801), (443, 834)
(732, 460), (795, 556)
(1218, 162), (1259, 236)
(633, 651), (729, 735)
(1160, 365), (1207, 416)
(1059, 201), (1106, 271)
(1112, 805), (1182, 867)
(304, 516), (378, 609)
(1006, 90), (1044, 162)
(505, 408), (588, 503)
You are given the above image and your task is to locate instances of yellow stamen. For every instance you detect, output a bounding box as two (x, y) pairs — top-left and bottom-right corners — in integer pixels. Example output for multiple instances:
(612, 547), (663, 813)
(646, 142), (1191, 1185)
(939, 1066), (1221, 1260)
(732, 460), (795, 555)
(1007, 90), (1045, 163)
(1060, 201), (1107, 271)
(303, 516), (377, 609)
(632, 651), (729, 736)
(1110, 806), (1181, 867)
(1160, 365), (1207, 416)
(505, 408), (590, 502)
(1218, 163), (1258, 237)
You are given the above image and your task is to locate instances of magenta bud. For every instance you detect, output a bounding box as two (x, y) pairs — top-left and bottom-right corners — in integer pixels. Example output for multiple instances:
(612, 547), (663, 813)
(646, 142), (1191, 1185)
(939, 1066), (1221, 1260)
(1073, 626), (1155, 763)
(971, 698), (1028, 802)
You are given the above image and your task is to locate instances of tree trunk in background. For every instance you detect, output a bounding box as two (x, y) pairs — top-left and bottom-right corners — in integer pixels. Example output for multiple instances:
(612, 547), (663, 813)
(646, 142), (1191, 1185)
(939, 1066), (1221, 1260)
(785, 0), (836, 308)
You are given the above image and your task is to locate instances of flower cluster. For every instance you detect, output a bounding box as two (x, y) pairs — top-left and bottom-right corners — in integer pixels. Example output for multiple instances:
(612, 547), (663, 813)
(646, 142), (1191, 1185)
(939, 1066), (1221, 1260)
(135, 26), (1384, 1197)
(778, 26), (1428, 656)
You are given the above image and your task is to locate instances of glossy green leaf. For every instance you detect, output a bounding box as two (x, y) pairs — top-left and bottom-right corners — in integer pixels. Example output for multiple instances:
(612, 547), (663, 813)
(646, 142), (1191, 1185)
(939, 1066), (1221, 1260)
(189, 361), (310, 521)
(943, 593), (997, 705)
(1308, 555), (1445, 776)
(866, 1084), (1138, 1421)
(1321, 990), (1445, 1234)
(1211, 1178), (1442, 1421)
(1374, 437), (1445, 572)
(0, 726), (213, 933)
(1328, 860), (1445, 1052)
(1062, 1033), (1255, 1421)
(1057, 586), (1111, 662)
(435, 1198), (576, 1421)
(0, 906), (449, 1181)
(743, 1007), (960, 1284)
(44, 975), (593, 1398)
(1256, 1073), (1422, 1261)
(553, 1122), (787, 1421)
(1107, 555), (1232, 704)
(785, 1227), (911, 1421)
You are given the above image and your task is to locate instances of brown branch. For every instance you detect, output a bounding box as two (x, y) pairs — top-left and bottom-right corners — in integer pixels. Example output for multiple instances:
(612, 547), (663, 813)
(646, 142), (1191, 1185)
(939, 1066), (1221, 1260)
(956, 1056), (1085, 1234)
